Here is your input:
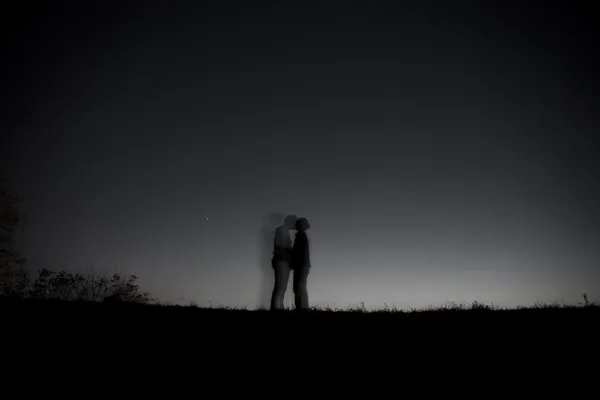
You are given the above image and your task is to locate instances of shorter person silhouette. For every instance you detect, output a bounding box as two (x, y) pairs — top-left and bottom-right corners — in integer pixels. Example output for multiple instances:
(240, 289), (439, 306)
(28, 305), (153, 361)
(291, 217), (311, 310)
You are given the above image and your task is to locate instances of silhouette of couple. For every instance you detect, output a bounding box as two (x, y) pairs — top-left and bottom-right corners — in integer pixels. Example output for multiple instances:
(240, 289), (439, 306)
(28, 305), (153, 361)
(270, 215), (311, 311)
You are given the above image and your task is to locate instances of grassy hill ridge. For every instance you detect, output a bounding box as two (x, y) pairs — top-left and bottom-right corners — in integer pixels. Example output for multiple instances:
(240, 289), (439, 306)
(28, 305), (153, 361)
(2, 296), (599, 321)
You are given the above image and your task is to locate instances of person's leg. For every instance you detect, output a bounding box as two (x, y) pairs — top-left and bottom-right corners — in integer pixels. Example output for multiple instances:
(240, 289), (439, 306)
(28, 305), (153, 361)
(270, 261), (290, 310)
(293, 266), (310, 310)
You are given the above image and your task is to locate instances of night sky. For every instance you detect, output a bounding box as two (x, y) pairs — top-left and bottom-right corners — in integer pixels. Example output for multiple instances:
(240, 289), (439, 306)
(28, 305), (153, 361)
(3, 0), (599, 309)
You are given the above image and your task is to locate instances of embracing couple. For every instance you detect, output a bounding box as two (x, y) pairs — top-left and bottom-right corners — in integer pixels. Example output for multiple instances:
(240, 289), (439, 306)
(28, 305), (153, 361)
(270, 215), (311, 311)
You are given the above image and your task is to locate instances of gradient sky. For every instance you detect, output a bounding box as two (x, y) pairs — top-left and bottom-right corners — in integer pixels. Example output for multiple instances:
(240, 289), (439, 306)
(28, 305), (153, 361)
(2, 0), (599, 309)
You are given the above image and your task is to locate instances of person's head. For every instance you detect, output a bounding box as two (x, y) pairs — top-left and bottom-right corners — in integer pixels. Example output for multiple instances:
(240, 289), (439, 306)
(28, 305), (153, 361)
(283, 214), (298, 230)
(295, 217), (311, 232)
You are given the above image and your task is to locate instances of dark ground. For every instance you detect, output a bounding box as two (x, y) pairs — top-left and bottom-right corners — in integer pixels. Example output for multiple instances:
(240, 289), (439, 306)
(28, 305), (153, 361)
(3, 297), (597, 369)
(3, 297), (599, 322)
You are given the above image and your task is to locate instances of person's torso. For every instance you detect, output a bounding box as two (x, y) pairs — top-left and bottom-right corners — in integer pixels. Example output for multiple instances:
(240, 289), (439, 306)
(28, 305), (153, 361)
(272, 226), (294, 261)
(291, 232), (310, 267)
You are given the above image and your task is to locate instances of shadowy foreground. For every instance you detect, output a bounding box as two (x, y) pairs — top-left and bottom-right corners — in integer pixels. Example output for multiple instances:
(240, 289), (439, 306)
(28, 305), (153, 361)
(3, 297), (599, 323)
(4, 298), (598, 360)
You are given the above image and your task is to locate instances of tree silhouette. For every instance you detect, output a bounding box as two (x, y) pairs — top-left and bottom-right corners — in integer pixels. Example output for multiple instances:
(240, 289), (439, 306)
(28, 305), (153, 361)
(0, 177), (27, 296)
(0, 177), (151, 303)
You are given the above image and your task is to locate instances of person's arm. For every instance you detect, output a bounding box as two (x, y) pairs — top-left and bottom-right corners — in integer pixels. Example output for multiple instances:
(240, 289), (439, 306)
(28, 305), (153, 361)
(305, 235), (311, 267)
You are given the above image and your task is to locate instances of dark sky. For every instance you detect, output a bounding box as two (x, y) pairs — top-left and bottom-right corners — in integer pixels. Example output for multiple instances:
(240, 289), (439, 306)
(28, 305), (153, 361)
(2, 0), (599, 309)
